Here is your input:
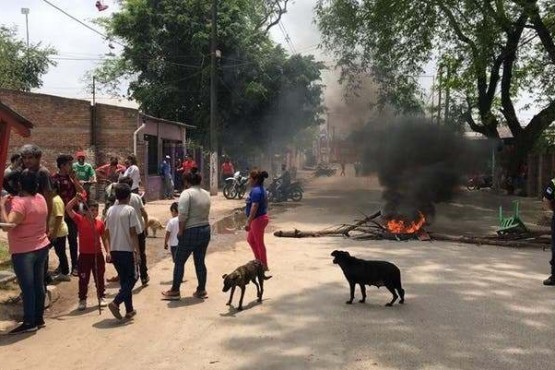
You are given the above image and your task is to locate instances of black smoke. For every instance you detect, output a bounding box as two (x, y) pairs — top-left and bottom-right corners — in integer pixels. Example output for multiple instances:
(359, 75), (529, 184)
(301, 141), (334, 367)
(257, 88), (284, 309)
(361, 117), (481, 224)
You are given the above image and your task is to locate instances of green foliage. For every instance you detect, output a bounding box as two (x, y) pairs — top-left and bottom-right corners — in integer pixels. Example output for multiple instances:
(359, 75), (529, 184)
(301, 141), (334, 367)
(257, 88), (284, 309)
(316, 0), (555, 170)
(0, 26), (57, 91)
(92, 0), (323, 156)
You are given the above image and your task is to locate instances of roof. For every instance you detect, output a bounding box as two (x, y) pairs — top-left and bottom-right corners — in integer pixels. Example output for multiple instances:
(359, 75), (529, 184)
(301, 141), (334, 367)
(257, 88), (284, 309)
(0, 100), (34, 136)
(140, 113), (196, 129)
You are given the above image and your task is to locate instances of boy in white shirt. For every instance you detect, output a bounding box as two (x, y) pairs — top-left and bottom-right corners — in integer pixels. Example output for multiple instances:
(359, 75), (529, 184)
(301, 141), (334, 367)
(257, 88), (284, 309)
(164, 202), (179, 260)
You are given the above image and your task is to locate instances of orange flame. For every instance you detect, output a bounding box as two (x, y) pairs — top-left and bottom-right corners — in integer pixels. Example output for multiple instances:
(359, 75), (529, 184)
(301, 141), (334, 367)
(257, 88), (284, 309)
(386, 212), (426, 234)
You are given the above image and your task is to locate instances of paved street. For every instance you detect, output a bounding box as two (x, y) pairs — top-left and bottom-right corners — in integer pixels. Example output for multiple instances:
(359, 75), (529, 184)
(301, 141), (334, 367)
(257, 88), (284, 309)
(1, 172), (554, 369)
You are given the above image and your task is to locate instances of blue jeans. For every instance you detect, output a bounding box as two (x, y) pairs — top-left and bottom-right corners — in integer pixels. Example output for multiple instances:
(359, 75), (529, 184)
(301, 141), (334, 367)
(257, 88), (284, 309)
(12, 247), (49, 326)
(111, 251), (138, 313)
(172, 225), (211, 292)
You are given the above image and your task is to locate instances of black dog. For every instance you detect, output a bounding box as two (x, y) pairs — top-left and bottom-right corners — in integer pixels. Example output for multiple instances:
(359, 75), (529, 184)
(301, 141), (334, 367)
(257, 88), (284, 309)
(222, 260), (272, 310)
(331, 250), (405, 306)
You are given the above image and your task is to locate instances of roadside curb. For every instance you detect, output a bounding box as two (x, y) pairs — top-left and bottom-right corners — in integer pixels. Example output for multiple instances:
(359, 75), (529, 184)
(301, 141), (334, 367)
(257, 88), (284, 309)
(0, 270), (16, 285)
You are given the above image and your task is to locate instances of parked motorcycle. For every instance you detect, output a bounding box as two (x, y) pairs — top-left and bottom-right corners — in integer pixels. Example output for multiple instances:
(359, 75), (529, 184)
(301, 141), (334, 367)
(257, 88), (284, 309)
(314, 163), (336, 177)
(267, 178), (304, 202)
(223, 171), (249, 199)
(466, 174), (493, 190)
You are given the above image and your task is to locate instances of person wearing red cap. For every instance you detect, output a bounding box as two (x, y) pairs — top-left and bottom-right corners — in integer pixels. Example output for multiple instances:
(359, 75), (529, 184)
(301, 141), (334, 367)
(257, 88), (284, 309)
(73, 151), (96, 199)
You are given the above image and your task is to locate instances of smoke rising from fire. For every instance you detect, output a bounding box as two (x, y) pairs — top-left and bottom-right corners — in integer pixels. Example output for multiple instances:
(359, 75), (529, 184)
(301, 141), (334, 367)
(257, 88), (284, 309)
(361, 117), (480, 224)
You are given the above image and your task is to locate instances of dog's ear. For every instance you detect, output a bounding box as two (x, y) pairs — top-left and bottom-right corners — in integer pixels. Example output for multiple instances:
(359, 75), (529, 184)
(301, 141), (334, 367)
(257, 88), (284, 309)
(331, 250), (338, 257)
(222, 274), (228, 279)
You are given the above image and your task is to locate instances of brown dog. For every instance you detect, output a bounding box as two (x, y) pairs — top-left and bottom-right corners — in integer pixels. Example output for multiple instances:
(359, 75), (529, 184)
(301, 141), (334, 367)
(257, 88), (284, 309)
(222, 260), (272, 310)
(147, 217), (165, 237)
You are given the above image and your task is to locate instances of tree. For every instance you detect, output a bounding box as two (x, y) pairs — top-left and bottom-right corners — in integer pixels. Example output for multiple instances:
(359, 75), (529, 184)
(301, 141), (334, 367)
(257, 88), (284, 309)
(93, 0), (323, 156)
(315, 0), (555, 171)
(0, 26), (56, 91)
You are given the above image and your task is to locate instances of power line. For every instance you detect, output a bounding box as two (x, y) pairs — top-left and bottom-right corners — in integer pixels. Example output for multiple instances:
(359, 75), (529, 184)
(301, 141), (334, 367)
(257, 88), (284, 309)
(278, 21), (296, 54)
(40, 0), (123, 46)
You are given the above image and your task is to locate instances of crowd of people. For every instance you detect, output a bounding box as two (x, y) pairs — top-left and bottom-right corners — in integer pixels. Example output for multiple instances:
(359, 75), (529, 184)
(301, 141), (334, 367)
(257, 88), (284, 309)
(0, 144), (272, 335)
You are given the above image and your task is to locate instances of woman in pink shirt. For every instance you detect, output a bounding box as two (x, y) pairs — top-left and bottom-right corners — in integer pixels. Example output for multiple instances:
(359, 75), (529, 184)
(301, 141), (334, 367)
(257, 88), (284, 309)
(0, 169), (50, 335)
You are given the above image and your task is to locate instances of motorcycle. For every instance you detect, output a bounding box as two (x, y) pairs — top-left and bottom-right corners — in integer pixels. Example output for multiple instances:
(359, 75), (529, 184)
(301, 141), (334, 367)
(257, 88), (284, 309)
(223, 171), (249, 199)
(267, 178), (304, 202)
(314, 163), (336, 177)
(466, 174), (493, 190)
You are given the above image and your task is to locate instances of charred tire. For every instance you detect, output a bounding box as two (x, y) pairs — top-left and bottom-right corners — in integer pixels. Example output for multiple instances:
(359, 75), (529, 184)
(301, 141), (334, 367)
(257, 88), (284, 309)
(223, 184), (237, 199)
(290, 189), (303, 202)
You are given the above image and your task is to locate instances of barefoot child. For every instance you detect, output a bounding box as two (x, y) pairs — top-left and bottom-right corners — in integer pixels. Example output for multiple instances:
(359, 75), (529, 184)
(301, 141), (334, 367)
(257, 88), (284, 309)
(164, 202), (179, 260)
(66, 195), (110, 310)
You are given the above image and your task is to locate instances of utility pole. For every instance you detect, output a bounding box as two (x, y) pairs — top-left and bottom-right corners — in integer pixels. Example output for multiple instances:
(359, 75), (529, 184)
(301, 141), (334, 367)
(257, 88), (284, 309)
(209, 0), (218, 196)
(443, 63), (451, 126)
(21, 8), (30, 48)
(437, 65), (442, 126)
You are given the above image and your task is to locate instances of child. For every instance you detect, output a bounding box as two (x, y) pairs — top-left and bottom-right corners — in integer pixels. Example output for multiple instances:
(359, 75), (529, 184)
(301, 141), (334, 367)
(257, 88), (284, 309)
(105, 183), (141, 320)
(164, 202), (179, 261)
(66, 194), (111, 310)
(49, 180), (70, 282)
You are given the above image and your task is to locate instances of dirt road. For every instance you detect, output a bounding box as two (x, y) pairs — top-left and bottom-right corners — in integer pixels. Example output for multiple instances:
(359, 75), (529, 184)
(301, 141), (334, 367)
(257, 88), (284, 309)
(1, 169), (554, 369)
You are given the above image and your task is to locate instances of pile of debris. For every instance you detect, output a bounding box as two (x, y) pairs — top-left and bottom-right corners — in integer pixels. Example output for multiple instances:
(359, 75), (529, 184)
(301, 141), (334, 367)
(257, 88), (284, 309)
(273, 210), (552, 249)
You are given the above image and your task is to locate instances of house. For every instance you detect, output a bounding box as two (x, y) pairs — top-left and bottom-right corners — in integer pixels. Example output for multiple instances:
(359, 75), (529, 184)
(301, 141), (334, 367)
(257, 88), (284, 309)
(0, 100), (34, 187)
(0, 89), (195, 201)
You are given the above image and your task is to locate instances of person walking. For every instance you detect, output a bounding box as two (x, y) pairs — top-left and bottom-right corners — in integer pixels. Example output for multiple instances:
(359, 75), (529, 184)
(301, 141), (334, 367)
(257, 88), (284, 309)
(117, 176), (150, 286)
(162, 168), (211, 300)
(0, 169), (51, 334)
(245, 169), (270, 270)
(104, 183), (141, 320)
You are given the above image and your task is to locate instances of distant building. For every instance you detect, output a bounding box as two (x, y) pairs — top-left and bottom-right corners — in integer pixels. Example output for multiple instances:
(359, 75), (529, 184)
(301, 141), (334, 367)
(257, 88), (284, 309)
(0, 89), (195, 201)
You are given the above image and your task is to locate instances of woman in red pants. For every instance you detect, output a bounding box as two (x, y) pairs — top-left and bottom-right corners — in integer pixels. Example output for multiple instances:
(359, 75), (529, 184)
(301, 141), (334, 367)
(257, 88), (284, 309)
(245, 169), (270, 270)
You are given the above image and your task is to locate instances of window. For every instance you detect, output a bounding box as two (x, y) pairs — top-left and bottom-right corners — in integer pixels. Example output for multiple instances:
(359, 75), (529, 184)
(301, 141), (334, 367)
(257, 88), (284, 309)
(144, 134), (159, 175)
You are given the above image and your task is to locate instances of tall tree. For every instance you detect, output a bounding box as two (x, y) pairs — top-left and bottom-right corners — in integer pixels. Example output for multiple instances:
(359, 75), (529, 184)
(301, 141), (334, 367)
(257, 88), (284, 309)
(93, 0), (323, 155)
(0, 26), (57, 91)
(316, 0), (555, 170)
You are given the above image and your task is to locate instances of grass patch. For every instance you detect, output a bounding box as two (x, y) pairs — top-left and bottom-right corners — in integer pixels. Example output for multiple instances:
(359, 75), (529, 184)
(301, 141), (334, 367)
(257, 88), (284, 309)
(0, 241), (10, 270)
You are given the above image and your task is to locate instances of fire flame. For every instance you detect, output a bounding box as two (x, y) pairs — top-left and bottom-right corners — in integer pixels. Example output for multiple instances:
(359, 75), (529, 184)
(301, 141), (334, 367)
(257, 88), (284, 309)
(386, 212), (426, 234)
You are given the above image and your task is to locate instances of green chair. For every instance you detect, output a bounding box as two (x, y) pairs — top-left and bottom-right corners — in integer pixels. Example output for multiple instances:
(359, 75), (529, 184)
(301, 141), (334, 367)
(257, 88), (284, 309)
(497, 200), (529, 236)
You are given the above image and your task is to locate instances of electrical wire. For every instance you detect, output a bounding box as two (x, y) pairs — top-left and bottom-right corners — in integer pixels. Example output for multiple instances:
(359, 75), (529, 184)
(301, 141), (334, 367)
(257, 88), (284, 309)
(40, 0), (123, 47)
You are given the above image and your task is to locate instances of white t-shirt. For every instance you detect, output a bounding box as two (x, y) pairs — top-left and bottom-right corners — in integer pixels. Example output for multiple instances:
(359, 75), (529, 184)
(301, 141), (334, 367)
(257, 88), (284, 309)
(123, 165), (141, 190)
(105, 204), (141, 252)
(165, 216), (179, 247)
(115, 193), (145, 233)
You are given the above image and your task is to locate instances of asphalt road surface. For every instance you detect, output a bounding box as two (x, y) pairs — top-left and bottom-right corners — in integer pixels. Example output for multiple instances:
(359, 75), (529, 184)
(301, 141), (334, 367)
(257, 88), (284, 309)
(0, 171), (554, 370)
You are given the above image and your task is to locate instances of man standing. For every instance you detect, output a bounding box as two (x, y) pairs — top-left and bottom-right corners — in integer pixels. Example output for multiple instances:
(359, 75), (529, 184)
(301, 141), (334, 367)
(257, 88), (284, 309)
(3, 153), (21, 195)
(544, 178), (555, 285)
(121, 155), (141, 194)
(220, 157), (235, 186)
(180, 154), (197, 175)
(159, 155), (173, 199)
(52, 154), (84, 277)
(118, 177), (150, 286)
(105, 183), (141, 320)
(73, 151), (96, 199)
(95, 156), (126, 184)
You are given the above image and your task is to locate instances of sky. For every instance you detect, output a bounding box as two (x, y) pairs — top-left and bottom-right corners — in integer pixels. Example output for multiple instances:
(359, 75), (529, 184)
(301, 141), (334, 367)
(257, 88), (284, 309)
(0, 0), (440, 132)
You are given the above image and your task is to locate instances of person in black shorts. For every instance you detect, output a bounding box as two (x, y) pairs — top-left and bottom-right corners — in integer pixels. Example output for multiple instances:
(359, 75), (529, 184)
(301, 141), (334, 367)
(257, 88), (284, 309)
(543, 178), (555, 285)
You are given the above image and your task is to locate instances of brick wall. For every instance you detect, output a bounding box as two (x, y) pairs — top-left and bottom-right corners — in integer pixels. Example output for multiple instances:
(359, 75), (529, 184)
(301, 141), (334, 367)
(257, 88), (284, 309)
(0, 89), (91, 170)
(0, 89), (189, 201)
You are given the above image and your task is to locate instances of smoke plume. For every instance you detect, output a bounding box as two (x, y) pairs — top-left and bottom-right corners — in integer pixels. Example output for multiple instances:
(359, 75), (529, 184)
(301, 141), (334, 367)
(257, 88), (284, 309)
(361, 117), (480, 224)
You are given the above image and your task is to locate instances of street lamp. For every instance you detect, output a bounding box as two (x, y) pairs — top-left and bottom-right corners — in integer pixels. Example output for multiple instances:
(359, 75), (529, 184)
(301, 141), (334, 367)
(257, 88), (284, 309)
(21, 8), (30, 48)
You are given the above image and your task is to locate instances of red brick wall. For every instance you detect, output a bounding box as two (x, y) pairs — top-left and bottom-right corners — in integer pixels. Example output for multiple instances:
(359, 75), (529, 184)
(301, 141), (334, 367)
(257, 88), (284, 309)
(0, 89), (91, 171)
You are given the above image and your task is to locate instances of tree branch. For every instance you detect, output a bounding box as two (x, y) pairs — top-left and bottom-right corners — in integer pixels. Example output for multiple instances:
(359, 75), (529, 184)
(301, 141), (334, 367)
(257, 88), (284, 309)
(255, 0), (289, 35)
(500, 13), (528, 137)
